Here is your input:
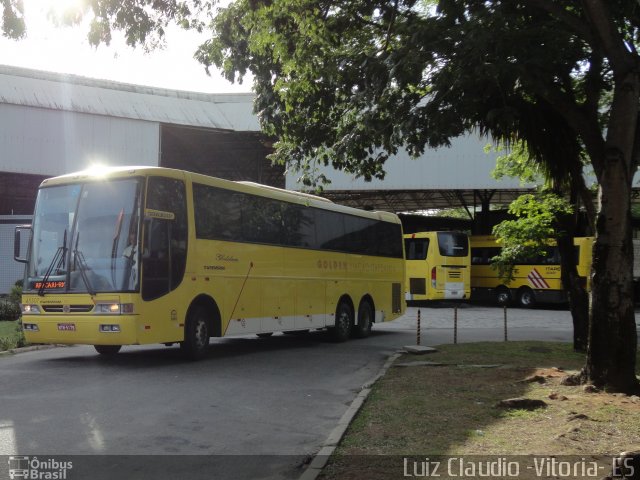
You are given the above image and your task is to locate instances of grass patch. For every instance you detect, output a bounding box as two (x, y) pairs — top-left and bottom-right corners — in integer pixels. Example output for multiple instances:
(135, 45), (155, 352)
(0, 319), (26, 351)
(320, 341), (640, 479)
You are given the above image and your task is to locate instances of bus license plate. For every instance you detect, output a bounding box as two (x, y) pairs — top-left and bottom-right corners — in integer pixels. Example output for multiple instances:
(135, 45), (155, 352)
(57, 323), (76, 331)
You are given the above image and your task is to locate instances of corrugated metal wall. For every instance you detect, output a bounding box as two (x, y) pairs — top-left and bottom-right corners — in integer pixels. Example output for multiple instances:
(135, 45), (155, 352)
(0, 104), (161, 292)
(0, 103), (160, 176)
(285, 134), (525, 191)
(0, 216), (30, 295)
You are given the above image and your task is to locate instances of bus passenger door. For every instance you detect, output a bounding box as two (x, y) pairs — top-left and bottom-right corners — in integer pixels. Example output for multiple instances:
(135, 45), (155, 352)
(142, 218), (171, 300)
(139, 176), (188, 343)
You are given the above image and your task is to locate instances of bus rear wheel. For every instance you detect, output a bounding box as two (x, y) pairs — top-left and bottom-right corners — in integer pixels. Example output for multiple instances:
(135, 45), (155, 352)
(94, 345), (121, 355)
(518, 287), (536, 308)
(331, 301), (353, 342)
(352, 301), (373, 338)
(181, 306), (210, 360)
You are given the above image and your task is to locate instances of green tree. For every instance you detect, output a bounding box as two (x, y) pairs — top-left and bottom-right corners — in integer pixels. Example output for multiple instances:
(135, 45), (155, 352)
(491, 143), (595, 352)
(492, 192), (590, 351)
(2, 0), (638, 392)
(1, 0), (24, 39)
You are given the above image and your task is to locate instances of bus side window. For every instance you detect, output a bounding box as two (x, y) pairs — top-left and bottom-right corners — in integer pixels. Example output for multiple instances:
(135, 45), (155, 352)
(404, 239), (429, 260)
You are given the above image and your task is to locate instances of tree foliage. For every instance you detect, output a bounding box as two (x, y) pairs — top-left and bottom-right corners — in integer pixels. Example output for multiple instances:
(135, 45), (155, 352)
(491, 193), (574, 281)
(490, 141), (545, 187)
(2, 0), (207, 49)
(1, 0), (24, 39)
(196, 0), (634, 183)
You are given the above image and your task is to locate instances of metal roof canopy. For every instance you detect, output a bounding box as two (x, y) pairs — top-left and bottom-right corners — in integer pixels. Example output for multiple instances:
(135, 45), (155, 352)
(321, 188), (536, 213)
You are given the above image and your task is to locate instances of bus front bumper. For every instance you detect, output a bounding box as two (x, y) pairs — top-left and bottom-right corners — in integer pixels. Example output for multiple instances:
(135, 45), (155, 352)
(21, 315), (140, 346)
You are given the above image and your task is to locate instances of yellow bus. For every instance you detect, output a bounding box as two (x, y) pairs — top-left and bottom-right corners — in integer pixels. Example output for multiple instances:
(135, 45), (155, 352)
(469, 235), (594, 308)
(404, 231), (471, 301)
(14, 166), (406, 359)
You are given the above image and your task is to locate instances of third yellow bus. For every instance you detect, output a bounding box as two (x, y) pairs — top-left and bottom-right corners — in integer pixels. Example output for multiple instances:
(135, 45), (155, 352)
(469, 235), (594, 308)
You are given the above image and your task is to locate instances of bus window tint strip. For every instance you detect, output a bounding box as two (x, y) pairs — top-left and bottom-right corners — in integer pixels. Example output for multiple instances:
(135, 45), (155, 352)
(193, 183), (403, 258)
(470, 246), (578, 266)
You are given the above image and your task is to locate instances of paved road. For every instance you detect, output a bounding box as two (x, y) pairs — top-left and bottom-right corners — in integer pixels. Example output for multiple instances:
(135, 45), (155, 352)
(1, 303), (633, 479)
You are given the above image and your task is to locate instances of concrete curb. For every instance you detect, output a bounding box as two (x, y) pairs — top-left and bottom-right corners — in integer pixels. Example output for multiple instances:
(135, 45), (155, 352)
(299, 351), (402, 480)
(0, 344), (66, 356)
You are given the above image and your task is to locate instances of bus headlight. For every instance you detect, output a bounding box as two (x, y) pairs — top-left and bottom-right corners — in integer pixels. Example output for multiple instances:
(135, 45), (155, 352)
(21, 304), (41, 314)
(23, 323), (39, 331)
(94, 303), (134, 314)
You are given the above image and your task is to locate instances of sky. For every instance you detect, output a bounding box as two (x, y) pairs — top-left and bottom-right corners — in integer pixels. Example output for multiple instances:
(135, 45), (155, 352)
(0, 0), (252, 94)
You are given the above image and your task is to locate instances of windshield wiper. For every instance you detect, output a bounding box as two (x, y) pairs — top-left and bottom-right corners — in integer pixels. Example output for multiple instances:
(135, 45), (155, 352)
(73, 233), (96, 296)
(110, 209), (125, 287)
(38, 230), (67, 297)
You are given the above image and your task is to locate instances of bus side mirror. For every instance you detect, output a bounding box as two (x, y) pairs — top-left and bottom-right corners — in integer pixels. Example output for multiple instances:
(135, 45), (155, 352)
(14, 225), (32, 263)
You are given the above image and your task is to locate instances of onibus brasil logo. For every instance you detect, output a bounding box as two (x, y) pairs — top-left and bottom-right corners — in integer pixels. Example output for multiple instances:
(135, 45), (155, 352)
(8, 456), (73, 479)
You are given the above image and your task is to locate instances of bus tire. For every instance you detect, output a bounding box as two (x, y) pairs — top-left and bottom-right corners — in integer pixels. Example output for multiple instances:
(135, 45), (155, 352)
(181, 305), (210, 360)
(495, 286), (512, 306)
(331, 301), (353, 342)
(518, 287), (536, 308)
(94, 345), (121, 355)
(352, 300), (373, 339)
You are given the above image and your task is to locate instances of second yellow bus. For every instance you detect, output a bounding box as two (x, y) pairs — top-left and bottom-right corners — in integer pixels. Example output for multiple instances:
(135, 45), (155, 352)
(404, 231), (471, 301)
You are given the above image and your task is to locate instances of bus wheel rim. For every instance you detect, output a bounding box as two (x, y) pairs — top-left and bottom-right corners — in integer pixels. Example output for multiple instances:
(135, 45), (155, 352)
(194, 318), (208, 348)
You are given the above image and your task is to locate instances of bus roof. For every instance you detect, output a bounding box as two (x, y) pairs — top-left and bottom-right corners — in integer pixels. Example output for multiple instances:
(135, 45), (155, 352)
(39, 165), (401, 224)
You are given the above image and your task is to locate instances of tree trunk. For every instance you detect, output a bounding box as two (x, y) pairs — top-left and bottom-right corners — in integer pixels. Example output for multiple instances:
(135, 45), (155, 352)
(579, 0), (639, 394)
(584, 173), (638, 393)
(555, 185), (590, 353)
(557, 233), (589, 352)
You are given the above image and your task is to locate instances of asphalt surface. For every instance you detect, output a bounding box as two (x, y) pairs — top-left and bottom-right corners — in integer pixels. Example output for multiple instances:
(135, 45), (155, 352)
(1, 303), (635, 479)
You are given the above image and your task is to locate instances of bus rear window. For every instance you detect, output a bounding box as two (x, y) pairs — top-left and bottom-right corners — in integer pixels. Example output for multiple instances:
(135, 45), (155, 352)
(437, 232), (469, 257)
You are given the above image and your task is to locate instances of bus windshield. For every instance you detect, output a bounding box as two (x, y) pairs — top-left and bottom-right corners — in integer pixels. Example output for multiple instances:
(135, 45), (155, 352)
(25, 178), (143, 294)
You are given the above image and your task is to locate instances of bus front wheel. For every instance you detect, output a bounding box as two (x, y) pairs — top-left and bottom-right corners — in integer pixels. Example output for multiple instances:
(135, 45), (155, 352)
(331, 301), (353, 342)
(94, 345), (122, 355)
(181, 306), (210, 360)
(495, 287), (512, 306)
(352, 301), (373, 339)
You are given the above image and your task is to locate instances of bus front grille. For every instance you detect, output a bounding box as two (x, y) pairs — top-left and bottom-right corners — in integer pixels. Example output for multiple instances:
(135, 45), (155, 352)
(42, 305), (95, 313)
